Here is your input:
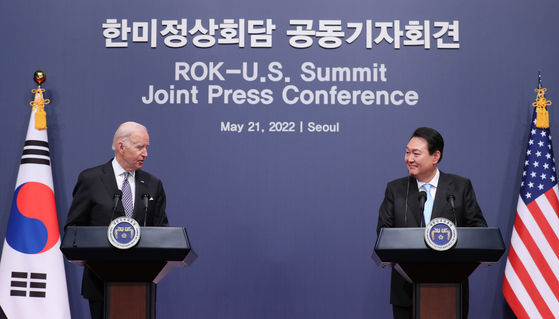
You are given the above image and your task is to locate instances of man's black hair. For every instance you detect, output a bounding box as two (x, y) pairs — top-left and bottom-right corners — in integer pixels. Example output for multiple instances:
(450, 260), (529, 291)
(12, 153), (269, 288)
(411, 127), (444, 163)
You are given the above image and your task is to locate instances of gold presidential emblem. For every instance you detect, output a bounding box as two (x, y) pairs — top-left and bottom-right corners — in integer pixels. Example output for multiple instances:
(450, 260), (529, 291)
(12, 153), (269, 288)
(424, 217), (457, 251)
(108, 216), (141, 249)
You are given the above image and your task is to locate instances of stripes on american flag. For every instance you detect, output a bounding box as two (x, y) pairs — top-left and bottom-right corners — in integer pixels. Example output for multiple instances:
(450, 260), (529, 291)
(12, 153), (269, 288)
(503, 108), (559, 319)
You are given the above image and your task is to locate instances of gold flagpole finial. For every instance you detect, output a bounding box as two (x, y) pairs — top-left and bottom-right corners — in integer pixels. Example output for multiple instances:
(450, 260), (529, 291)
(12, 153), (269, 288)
(34, 70), (46, 88)
(533, 71), (551, 129)
(30, 70), (50, 130)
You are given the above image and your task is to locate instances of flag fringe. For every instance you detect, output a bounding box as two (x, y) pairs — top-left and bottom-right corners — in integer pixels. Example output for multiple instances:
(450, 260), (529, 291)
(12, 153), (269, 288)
(533, 87), (551, 129)
(30, 88), (50, 130)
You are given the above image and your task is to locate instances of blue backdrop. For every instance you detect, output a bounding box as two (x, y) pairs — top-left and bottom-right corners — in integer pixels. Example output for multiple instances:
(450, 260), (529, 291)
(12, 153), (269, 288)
(2, 0), (559, 318)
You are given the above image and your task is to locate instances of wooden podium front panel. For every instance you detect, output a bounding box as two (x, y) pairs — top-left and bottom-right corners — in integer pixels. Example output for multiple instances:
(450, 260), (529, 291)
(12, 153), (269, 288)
(106, 282), (155, 319)
(414, 283), (460, 319)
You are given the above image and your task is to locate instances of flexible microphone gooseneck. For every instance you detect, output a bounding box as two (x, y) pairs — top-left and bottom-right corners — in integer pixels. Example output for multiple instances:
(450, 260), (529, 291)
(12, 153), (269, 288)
(446, 193), (457, 225)
(110, 190), (123, 222)
(418, 191), (427, 227)
(404, 176), (410, 227)
(142, 193), (150, 227)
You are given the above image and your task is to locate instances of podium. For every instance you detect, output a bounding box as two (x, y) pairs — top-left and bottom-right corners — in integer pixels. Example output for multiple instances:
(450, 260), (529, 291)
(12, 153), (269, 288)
(372, 227), (505, 319)
(61, 226), (197, 319)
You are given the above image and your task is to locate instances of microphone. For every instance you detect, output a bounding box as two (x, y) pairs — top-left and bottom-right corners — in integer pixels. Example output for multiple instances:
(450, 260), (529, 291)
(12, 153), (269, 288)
(418, 191), (427, 227)
(405, 176), (410, 227)
(142, 193), (150, 227)
(110, 190), (123, 222)
(447, 193), (457, 225)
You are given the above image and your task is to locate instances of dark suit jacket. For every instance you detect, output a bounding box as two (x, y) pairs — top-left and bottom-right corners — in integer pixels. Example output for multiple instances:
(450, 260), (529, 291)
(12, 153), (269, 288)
(376, 171), (487, 309)
(65, 159), (170, 300)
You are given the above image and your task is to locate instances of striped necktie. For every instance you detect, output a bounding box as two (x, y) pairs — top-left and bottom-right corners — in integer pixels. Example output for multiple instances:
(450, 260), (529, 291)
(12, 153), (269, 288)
(121, 172), (133, 218)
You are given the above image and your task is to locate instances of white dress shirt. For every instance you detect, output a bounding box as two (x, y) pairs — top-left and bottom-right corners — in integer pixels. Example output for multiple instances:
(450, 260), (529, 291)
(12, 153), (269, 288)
(112, 158), (136, 209)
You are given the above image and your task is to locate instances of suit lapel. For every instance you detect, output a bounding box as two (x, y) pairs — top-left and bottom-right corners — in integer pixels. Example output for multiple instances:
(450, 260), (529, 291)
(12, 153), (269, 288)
(405, 177), (424, 226)
(100, 161), (118, 202)
(431, 171), (454, 219)
(99, 160), (124, 218)
(134, 170), (149, 220)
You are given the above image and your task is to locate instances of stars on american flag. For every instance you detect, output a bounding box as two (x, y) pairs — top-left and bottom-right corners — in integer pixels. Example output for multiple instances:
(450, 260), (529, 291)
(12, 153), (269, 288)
(520, 121), (557, 203)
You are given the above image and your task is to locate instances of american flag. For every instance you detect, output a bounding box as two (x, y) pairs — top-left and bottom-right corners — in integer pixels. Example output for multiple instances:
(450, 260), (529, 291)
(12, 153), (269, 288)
(503, 106), (559, 318)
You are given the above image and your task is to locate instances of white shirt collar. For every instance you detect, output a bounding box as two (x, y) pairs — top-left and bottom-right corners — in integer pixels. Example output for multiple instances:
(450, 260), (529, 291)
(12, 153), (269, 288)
(417, 169), (440, 190)
(112, 158), (135, 178)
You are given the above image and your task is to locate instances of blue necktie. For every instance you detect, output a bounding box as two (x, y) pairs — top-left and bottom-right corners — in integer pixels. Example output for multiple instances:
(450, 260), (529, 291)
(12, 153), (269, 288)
(121, 172), (134, 218)
(423, 184), (434, 225)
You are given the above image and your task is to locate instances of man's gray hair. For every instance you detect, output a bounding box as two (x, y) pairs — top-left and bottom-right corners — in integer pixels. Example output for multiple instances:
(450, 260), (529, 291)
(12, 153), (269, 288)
(112, 122), (148, 151)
